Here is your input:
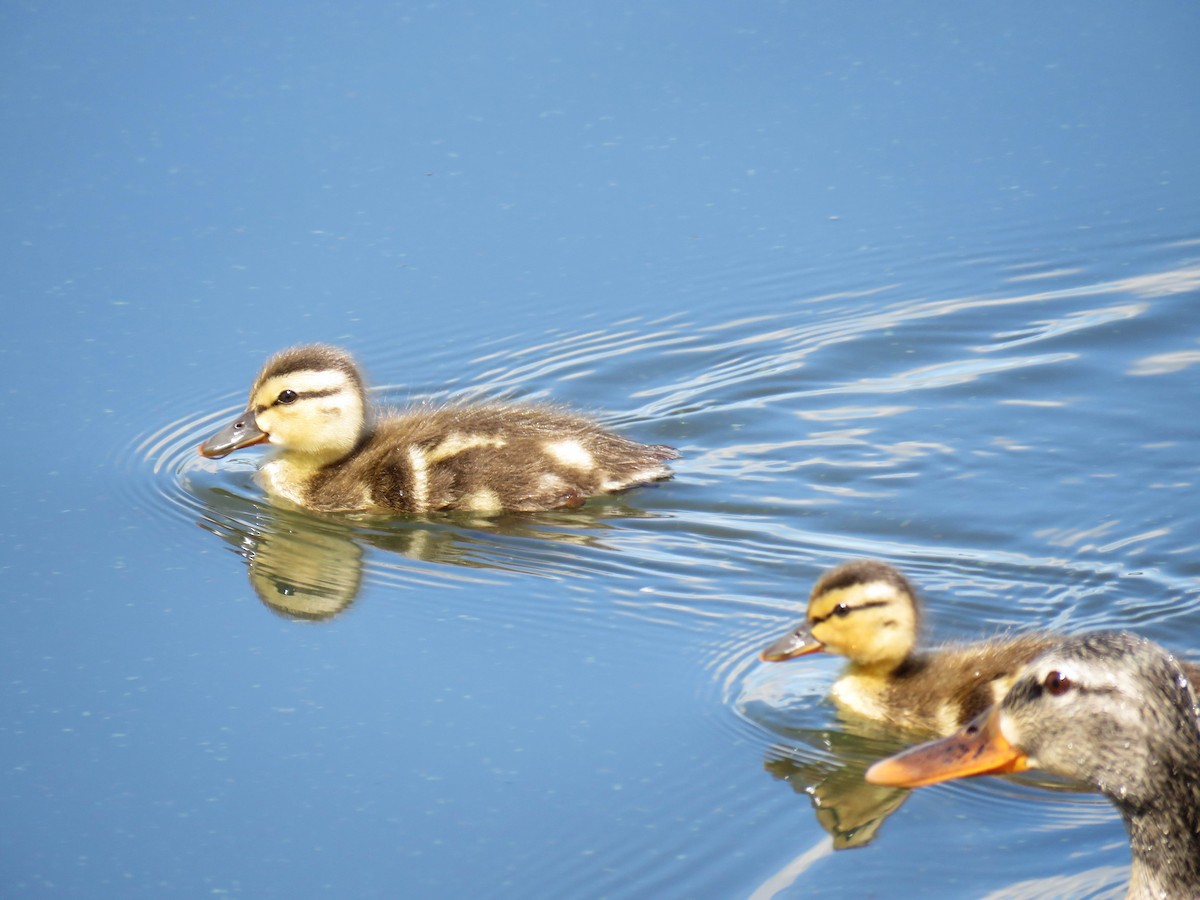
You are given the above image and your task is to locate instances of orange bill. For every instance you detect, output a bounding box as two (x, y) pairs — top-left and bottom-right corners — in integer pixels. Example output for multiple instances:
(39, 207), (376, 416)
(864, 708), (1029, 788)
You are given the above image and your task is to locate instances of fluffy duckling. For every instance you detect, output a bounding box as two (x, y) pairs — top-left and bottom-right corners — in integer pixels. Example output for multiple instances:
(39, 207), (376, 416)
(867, 631), (1200, 899)
(199, 344), (678, 515)
(759, 559), (1200, 736)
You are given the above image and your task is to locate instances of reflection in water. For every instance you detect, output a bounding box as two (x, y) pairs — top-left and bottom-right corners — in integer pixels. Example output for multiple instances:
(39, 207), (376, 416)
(736, 622), (1103, 865)
(732, 649), (911, 851)
(200, 493), (365, 619)
(117, 244), (1200, 896)
(195, 485), (666, 620)
(764, 733), (909, 850)
(977, 868), (1130, 900)
(754, 705), (1094, 863)
(746, 834), (835, 900)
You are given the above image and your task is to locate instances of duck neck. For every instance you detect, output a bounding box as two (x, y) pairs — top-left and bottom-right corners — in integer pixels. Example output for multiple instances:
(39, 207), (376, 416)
(846, 651), (921, 681)
(1124, 777), (1200, 897)
(280, 421), (372, 470)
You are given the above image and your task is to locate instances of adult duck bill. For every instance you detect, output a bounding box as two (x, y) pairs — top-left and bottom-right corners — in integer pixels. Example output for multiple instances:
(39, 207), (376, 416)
(865, 708), (1029, 788)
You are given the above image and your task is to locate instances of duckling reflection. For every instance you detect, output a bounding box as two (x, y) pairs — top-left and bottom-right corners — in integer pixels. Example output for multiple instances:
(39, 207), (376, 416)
(197, 487), (662, 620)
(762, 727), (909, 850)
(198, 491), (363, 619)
(759, 559), (1200, 735)
(199, 344), (678, 515)
(758, 715), (1090, 851)
(247, 527), (364, 620)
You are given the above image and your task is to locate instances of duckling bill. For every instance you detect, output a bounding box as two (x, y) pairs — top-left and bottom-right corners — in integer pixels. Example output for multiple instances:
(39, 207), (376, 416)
(199, 344), (679, 515)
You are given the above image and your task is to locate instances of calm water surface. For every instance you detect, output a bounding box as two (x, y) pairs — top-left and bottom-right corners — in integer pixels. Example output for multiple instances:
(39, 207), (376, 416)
(4, 4), (1200, 898)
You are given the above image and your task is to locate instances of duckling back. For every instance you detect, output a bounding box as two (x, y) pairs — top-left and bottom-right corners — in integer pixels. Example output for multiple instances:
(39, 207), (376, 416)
(312, 402), (678, 514)
(856, 634), (1059, 735)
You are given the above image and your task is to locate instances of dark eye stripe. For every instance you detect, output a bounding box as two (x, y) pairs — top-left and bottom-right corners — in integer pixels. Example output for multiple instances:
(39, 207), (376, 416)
(257, 387), (342, 412)
(1008, 673), (1117, 707)
(810, 599), (890, 626)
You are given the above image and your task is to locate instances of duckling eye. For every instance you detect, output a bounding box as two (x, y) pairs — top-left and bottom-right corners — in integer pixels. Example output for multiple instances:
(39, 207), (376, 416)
(1044, 671), (1072, 696)
(833, 603), (851, 618)
(277, 389), (298, 405)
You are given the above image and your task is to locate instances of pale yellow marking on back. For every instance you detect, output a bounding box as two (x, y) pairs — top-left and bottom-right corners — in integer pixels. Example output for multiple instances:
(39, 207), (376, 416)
(600, 465), (665, 491)
(544, 439), (595, 471)
(426, 433), (507, 464)
(462, 488), (502, 512)
(536, 473), (571, 498)
(407, 446), (429, 512)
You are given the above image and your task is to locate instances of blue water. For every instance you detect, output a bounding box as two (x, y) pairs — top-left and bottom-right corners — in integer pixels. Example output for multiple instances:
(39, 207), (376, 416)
(4, 3), (1200, 898)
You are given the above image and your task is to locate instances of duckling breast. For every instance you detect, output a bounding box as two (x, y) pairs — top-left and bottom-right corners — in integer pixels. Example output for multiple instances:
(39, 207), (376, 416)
(829, 673), (893, 724)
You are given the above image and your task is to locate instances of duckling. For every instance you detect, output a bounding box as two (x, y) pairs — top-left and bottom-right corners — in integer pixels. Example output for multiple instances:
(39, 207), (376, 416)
(198, 344), (678, 515)
(866, 631), (1200, 899)
(758, 559), (1200, 736)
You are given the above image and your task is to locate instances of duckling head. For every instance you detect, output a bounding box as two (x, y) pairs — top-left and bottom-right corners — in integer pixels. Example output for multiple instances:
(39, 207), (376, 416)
(867, 631), (1200, 799)
(199, 344), (368, 466)
(760, 560), (920, 670)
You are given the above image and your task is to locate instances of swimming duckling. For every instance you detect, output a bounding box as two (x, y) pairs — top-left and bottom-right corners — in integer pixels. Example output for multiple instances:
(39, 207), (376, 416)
(867, 631), (1200, 899)
(199, 344), (678, 515)
(758, 559), (1200, 736)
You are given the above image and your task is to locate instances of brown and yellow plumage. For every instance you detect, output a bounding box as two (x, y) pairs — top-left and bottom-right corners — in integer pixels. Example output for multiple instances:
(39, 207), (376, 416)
(760, 559), (1200, 736)
(199, 344), (678, 514)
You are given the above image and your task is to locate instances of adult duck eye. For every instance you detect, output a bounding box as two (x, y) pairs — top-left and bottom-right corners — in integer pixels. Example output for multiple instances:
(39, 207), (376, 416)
(278, 389), (298, 404)
(1044, 671), (1072, 696)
